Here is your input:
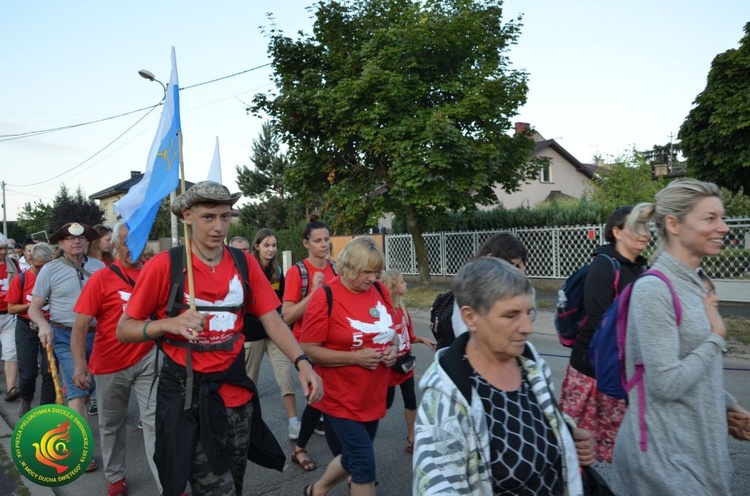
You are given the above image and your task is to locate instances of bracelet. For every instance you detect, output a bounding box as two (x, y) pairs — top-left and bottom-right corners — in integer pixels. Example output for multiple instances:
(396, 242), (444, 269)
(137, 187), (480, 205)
(294, 353), (313, 371)
(142, 321), (151, 341)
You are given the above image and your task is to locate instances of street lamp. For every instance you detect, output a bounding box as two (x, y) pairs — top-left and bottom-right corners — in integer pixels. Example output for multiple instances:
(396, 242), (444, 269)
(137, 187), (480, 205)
(138, 69), (167, 100)
(138, 69), (176, 247)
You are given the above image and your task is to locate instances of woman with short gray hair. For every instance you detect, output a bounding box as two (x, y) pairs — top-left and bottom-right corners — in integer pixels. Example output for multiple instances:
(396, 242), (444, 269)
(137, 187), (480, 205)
(7, 242), (55, 414)
(414, 257), (594, 495)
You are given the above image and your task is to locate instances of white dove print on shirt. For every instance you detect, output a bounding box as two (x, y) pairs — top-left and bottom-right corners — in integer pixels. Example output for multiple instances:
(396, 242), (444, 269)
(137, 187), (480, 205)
(346, 301), (395, 344)
(118, 290), (131, 311)
(186, 275), (243, 332)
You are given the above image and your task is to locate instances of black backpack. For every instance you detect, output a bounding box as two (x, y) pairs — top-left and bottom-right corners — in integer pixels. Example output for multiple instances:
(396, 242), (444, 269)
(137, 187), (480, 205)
(430, 291), (456, 350)
(166, 246), (250, 317)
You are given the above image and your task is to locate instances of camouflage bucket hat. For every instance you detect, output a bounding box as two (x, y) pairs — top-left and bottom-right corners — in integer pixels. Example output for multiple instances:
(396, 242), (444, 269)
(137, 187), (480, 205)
(171, 181), (242, 219)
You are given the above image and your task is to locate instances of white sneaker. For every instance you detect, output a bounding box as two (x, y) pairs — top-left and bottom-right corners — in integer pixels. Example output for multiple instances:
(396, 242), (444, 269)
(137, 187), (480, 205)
(288, 422), (301, 441)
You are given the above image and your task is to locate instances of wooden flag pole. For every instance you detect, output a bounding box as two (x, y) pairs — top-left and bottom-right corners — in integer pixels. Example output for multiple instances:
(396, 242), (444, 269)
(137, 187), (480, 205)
(177, 130), (196, 311)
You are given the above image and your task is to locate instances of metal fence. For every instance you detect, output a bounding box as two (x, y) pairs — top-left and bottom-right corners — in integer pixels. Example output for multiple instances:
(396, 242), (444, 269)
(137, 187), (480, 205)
(384, 218), (750, 296)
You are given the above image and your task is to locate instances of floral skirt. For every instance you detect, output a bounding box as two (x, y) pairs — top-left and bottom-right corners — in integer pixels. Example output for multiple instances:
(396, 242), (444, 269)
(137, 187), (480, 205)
(559, 364), (626, 463)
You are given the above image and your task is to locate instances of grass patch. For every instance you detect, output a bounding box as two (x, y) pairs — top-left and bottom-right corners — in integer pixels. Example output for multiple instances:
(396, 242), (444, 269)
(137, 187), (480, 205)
(404, 286), (445, 310)
(726, 316), (750, 346)
(0, 438), (30, 496)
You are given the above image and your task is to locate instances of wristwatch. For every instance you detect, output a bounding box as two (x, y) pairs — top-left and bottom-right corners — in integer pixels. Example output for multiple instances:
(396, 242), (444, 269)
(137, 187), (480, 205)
(294, 353), (313, 371)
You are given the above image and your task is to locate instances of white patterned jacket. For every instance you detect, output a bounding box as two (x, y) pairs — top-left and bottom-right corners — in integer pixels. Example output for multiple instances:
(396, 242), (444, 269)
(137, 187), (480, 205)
(413, 333), (583, 495)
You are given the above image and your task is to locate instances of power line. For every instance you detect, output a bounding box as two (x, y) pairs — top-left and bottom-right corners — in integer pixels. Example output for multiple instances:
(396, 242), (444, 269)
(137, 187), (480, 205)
(0, 104), (158, 142)
(7, 104), (160, 188)
(0, 62), (272, 142)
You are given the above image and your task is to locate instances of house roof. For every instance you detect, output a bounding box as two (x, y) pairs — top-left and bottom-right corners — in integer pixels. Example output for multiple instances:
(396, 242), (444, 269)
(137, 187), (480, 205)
(89, 172), (196, 200)
(533, 139), (597, 179)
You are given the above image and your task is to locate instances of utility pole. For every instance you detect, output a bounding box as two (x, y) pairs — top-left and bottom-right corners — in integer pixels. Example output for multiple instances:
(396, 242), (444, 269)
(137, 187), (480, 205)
(1, 180), (7, 236)
(668, 132), (674, 169)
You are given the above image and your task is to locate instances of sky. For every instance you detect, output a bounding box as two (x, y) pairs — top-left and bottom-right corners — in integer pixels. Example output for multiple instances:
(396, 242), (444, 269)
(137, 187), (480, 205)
(2, 1), (749, 222)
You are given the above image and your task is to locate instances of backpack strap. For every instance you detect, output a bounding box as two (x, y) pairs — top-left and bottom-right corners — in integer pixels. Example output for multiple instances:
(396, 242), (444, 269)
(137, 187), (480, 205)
(625, 269), (682, 452)
(595, 253), (621, 297)
(322, 281), (384, 318)
(108, 264), (136, 288)
(296, 261), (309, 298)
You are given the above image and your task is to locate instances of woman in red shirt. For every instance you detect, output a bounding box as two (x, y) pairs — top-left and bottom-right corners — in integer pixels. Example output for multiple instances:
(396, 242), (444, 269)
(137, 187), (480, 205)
(283, 218), (337, 472)
(7, 242), (55, 414)
(300, 237), (398, 496)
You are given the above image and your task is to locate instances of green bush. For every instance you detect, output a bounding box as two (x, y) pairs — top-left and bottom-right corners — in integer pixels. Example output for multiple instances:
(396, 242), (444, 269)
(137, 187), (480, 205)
(391, 198), (609, 233)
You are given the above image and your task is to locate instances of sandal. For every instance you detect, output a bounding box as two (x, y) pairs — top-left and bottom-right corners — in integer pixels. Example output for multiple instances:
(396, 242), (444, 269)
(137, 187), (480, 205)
(291, 447), (316, 472)
(303, 483), (314, 496)
(85, 458), (98, 472)
(405, 437), (414, 454)
(4, 387), (20, 402)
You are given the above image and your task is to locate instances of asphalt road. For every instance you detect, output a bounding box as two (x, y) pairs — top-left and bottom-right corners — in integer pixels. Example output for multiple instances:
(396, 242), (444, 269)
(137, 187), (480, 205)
(1, 309), (749, 495)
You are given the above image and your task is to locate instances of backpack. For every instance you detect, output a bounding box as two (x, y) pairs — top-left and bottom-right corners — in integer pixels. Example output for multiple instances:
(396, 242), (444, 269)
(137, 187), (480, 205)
(297, 260), (338, 298)
(589, 269), (681, 451)
(554, 254), (620, 347)
(166, 246), (250, 317)
(430, 291), (455, 350)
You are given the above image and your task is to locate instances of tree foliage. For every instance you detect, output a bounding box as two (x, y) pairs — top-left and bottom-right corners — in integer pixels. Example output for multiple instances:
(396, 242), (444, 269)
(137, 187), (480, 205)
(50, 185), (104, 232)
(641, 142), (681, 166)
(679, 22), (750, 191)
(17, 199), (53, 240)
(722, 187), (750, 217)
(591, 151), (665, 213)
(236, 122), (307, 230)
(253, 0), (540, 284)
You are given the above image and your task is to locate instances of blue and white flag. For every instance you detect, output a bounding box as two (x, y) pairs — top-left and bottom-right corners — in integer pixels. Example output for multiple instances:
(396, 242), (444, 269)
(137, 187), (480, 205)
(115, 47), (181, 260)
(206, 136), (222, 183)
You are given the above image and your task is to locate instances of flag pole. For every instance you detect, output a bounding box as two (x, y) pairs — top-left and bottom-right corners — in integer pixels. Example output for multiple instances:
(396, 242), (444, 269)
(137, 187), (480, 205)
(178, 130), (196, 311)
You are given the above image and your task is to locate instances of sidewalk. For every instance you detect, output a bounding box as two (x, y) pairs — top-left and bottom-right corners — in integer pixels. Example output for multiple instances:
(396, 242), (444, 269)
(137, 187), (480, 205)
(0, 405), (53, 496)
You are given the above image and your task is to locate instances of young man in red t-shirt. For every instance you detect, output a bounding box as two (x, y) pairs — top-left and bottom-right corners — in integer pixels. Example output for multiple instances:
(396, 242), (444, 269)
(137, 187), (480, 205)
(116, 182), (322, 496)
(71, 222), (160, 496)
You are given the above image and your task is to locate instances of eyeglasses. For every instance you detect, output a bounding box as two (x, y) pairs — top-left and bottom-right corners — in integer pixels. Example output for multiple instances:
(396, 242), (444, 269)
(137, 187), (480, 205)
(62, 235), (87, 242)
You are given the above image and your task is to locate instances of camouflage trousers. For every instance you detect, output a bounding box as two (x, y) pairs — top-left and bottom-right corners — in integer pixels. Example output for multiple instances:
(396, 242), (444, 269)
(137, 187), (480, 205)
(190, 402), (253, 496)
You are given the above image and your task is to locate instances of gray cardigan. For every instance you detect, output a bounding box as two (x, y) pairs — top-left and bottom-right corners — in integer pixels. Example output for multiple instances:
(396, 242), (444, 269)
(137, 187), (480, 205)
(613, 252), (737, 495)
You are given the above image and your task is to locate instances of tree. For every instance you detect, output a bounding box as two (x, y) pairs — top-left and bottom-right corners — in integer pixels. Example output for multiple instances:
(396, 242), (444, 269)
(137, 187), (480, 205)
(17, 199), (53, 240)
(50, 185), (104, 232)
(641, 142), (681, 166)
(679, 22), (750, 191)
(254, 0), (541, 285)
(236, 122), (307, 230)
(591, 151), (665, 212)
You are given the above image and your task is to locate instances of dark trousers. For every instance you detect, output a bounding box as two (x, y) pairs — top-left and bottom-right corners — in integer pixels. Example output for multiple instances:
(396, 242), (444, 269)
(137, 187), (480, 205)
(15, 317), (55, 404)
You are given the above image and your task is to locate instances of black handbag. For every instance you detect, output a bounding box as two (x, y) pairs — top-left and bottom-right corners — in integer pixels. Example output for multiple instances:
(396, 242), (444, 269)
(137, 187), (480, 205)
(391, 353), (416, 374)
(581, 466), (615, 496)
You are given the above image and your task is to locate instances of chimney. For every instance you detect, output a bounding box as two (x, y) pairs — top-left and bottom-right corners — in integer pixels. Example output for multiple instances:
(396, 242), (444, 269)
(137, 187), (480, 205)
(514, 122), (530, 135)
(131, 171), (142, 178)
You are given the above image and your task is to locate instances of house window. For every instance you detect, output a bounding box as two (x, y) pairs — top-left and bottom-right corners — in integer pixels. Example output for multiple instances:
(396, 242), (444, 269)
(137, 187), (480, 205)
(540, 163), (551, 183)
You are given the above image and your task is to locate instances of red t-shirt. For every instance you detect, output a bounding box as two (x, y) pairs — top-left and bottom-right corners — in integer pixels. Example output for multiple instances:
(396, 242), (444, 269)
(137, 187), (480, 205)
(283, 259), (337, 340)
(388, 306), (416, 387)
(6, 270), (48, 320)
(73, 261), (154, 375)
(0, 262), (8, 312)
(301, 276), (396, 422)
(125, 248), (280, 407)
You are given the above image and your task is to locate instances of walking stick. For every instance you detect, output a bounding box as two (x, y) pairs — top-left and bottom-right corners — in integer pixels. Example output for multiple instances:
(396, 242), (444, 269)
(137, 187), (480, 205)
(45, 344), (64, 405)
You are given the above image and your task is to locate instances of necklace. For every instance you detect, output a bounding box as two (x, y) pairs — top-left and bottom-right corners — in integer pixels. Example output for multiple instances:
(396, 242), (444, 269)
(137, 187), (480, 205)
(193, 244), (223, 273)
